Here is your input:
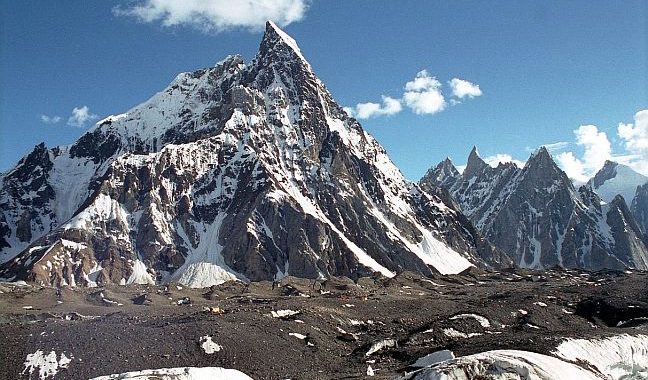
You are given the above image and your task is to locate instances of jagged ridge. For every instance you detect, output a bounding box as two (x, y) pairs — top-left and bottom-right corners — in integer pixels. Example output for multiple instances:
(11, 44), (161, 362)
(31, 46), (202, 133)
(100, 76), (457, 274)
(421, 147), (648, 270)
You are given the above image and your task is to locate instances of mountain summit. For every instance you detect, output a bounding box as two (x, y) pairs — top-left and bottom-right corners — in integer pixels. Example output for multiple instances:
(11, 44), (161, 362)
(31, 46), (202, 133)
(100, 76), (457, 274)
(587, 160), (648, 204)
(0, 23), (499, 287)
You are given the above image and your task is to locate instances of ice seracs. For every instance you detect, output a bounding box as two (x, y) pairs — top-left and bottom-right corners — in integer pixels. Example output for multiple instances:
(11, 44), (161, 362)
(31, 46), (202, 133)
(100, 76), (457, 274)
(402, 334), (648, 380)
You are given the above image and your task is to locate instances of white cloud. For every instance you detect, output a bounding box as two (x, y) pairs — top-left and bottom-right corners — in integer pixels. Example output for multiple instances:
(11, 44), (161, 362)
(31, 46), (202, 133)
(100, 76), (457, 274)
(576, 124), (612, 170)
(555, 124), (612, 183)
(618, 109), (648, 175)
(114, 0), (308, 33)
(556, 151), (588, 184)
(346, 71), (481, 119)
(40, 115), (62, 124)
(483, 154), (525, 168)
(405, 70), (441, 92)
(348, 96), (402, 119)
(67, 106), (98, 128)
(449, 78), (482, 99)
(403, 70), (446, 115)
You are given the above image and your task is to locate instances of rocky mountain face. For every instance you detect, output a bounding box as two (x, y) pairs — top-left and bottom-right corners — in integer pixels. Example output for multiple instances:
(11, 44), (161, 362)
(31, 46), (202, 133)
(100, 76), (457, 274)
(420, 157), (460, 189)
(587, 160), (647, 204)
(0, 22), (501, 288)
(632, 183), (648, 234)
(421, 147), (648, 271)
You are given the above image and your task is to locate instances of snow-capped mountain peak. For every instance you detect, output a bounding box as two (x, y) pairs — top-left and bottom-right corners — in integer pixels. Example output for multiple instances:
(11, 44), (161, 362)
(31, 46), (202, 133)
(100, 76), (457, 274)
(588, 160), (648, 204)
(0, 22), (498, 287)
(260, 20), (310, 66)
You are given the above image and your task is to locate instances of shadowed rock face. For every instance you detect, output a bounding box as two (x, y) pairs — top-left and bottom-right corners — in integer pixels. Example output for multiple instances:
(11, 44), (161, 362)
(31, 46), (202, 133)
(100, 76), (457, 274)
(589, 160), (619, 189)
(632, 183), (648, 234)
(421, 147), (648, 271)
(0, 22), (500, 287)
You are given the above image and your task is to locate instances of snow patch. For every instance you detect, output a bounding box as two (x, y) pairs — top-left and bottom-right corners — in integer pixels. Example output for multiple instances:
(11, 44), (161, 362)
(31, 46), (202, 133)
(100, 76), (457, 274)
(171, 214), (247, 288)
(89, 367), (253, 380)
(449, 314), (490, 328)
(199, 336), (222, 354)
(366, 339), (397, 356)
(22, 350), (72, 380)
(271, 310), (300, 318)
(288, 332), (307, 340)
(442, 328), (482, 339)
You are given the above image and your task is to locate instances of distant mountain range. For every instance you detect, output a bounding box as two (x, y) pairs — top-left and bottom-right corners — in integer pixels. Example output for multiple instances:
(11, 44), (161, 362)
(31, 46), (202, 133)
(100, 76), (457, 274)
(421, 147), (648, 270)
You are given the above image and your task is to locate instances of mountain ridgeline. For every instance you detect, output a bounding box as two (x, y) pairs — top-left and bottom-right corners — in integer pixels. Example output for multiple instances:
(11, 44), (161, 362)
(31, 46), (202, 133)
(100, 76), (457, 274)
(0, 22), (502, 288)
(421, 147), (648, 271)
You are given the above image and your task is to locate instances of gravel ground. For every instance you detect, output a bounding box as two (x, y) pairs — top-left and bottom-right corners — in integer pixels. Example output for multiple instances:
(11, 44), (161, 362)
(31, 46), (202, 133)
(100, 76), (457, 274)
(1, 268), (647, 380)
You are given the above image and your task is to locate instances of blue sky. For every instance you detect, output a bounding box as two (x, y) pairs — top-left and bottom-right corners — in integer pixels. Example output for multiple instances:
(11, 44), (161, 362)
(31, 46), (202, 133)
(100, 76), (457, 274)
(1, 1), (647, 181)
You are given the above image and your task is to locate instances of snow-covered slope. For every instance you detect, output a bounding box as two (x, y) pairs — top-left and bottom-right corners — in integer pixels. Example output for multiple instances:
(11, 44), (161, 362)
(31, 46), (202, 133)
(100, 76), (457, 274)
(588, 160), (648, 204)
(0, 22), (499, 287)
(421, 147), (648, 270)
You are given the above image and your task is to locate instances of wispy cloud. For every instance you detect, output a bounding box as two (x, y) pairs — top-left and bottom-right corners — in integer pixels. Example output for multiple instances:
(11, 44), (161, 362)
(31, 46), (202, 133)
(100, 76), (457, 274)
(40, 114), (62, 124)
(448, 78), (482, 99)
(67, 106), (98, 128)
(113, 0), (309, 33)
